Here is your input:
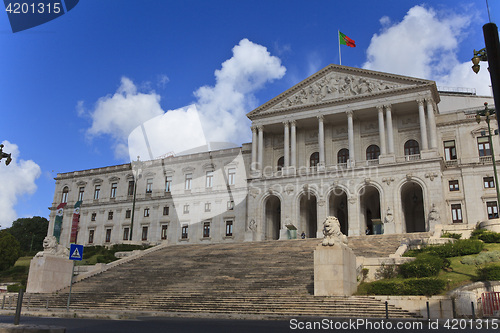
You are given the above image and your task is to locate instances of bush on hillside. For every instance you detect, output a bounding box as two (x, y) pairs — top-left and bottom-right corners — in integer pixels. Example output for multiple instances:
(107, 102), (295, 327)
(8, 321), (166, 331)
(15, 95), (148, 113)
(399, 254), (448, 278)
(476, 264), (500, 281)
(366, 278), (445, 296)
(441, 232), (462, 240)
(461, 251), (500, 265)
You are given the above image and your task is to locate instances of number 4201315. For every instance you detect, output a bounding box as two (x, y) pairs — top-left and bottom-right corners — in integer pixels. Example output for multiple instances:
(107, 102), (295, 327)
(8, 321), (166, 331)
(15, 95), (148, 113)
(5, 2), (61, 14)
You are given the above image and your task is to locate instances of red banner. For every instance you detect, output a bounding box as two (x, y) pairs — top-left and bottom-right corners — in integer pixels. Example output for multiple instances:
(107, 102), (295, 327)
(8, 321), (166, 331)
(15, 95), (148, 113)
(70, 201), (82, 243)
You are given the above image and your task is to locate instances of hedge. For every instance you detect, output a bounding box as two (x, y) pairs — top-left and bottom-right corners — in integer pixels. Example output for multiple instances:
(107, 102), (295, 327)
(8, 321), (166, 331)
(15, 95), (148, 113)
(476, 264), (500, 281)
(366, 278), (445, 296)
(471, 230), (500, 243)
(399, 254), (448, 278)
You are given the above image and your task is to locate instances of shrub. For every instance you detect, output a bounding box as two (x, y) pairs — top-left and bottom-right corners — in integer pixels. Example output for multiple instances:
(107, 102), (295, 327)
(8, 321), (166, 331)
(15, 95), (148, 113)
(425, 239), (484, 258)
(476, 231), (500, 243)
(441, 232), (462, 240)
(366, 278), (445, 296)
(375, 264), (398, 279)
(399, 254), (445, 278)
(476, 264), (500, 281)
(7, 284), (24, 292)
(462, 251), (500, 265)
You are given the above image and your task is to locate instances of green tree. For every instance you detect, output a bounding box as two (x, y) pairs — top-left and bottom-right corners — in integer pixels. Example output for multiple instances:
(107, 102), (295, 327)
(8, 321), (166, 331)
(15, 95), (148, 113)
(6, 216), (49, 254)
(0, 230), (21, 270)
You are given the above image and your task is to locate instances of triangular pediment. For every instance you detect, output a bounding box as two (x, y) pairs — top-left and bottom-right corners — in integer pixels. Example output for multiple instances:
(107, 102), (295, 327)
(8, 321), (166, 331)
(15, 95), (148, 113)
(247, 64), (437, 120)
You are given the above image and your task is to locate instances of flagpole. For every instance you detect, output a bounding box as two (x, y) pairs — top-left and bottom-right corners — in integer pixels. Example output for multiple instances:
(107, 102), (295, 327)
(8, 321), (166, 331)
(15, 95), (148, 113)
(338, 30), (342, 65)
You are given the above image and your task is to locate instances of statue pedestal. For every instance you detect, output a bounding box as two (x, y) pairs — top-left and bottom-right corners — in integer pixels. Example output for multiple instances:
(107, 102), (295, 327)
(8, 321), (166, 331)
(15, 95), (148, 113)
(314, 243), (357, 296)
(26, 255), (73, 293)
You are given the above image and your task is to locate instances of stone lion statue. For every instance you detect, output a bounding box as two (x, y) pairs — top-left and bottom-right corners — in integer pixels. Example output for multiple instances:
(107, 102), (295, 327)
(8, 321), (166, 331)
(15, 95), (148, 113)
(322, 216), (348, 246)
(35, 235), (70, 258)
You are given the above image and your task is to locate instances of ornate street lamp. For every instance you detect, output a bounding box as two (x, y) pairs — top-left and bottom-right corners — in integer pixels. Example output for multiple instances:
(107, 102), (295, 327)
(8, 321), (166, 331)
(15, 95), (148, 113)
(0, 144), (12, 166)
(129, 156), (144, 241)
(471, 48), (488, 74)
(476, 102), (500, 208)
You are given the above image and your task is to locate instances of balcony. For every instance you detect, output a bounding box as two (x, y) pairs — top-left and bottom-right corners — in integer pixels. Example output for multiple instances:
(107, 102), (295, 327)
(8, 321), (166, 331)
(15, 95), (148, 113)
(480, 156), (493, 164)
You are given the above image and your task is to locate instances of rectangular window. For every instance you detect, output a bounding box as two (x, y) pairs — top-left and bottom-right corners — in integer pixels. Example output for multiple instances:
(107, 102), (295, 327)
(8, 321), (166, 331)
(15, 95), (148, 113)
(185, 173), (192, 190)
(108, 211), (113, 220)
(183, 204), (189, 214)
(78, 187), (84, 201)
(125, 209), (131, 218)
(110, 183), (117, 198)
(146, 178), (153, 194)
(181, 225), (188, 239)
(484, 176), (495, 188)
(448, 180), (459, 191)
(205, 202), (211, 212)
(478, 136), (492, 157)
(61, 189), (68, 203)
(142, 226), (148, 241)
(88, 230), (94, 244)
(161, 225), (168, 240)
(451, 204), (463, 223)
(128, 180), (135, 196)
(228, 168), (236, 185)
(444, 140), (457, 161)
(227, 200), (234, 210)
(91, 212), (96, 222)
(206, 171), (213, 188)
(144, 208), (150, 217)
(94, 185), (100, 200)
(123, 227), (129, 241)
(163, 206), (169, 216)
(487, 201), (499, 219)
(105, 229), (112, 243)
(203, 222), (210, 238)
(225, 220), (233, 237)
(165, 176), (172, 192)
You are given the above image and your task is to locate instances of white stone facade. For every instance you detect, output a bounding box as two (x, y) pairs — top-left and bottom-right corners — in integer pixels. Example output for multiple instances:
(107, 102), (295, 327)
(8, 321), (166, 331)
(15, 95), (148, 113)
(49, 65), (497, 247)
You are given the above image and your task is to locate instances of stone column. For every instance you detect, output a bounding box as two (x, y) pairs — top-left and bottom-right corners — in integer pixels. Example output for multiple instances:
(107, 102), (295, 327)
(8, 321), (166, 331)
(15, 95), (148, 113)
(347, 110), (355, 163)
(426, 99), (438, 149)
(417, 99), (429, 150)
(377, 106), (387, 155)
(283, 121), (290, 168)
(385, 105), (395, 154)
(318, 115), (325, 167)
(257, 125), (264, 170)
(291, 120), (297, 168)
(251, 126), (257, 170)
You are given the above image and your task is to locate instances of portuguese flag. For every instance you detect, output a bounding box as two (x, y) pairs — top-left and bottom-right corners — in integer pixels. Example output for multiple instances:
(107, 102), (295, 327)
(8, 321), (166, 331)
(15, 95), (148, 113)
(339, 31), (356, 47)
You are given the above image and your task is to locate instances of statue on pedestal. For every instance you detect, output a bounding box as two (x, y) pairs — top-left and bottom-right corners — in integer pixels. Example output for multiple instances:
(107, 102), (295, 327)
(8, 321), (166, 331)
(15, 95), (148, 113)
(35, 235), (69, 258)
(322, 216), (348, 246)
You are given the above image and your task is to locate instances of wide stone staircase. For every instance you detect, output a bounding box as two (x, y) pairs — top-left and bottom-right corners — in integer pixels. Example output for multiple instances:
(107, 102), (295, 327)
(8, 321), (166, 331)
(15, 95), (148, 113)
(18, 233), (430, 318)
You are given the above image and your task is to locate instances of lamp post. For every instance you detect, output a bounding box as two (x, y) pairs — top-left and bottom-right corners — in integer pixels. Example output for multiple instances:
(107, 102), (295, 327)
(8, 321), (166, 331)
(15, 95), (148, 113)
(476, 103), (500, 211)
(130, 156), (143, 241)
(0, 144), (12, 166)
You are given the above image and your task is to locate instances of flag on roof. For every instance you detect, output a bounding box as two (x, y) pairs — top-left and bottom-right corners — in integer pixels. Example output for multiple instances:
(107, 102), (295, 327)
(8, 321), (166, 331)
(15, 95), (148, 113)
(339, 31), (356, 47)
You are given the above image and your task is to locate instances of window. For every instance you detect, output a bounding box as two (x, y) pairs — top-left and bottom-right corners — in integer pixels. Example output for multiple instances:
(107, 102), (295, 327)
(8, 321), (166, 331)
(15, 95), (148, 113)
(128, 180), (135, 196)
(310, 152), (319, 167)
(444, 140), (457, 161)
(183, 205), (189, 214)
(144, 208), (150, 217)
(366, 145), (380, 160)
(110, 183), (117, 198)
(105, 229), (112, 243)
(337, 148), (349, 164)
(146, 178), (153, 194)
(185, 173), (192, 190)
(448, 180), (459, 192)
(404, 140), (420, 156)
(108, 211), (113, 220)
(94, 185), (100, 200)
(165, 176), (172, 192)
(206, 171), (213, 188)
(161, 225), (168, 240)
(91, 212), (96, 222)
(163, 206), (169, 216)
(61, 187), (69, 203)
(142, 226), (148, 241)
(451, 204), (463, 223)
(181, 225), (188, 239)
(203, 222), (210, 238)
(125, 209), (131, 218)
(487, 201), (499, 219)
(484, 177), (495, 188)
(225, 220), (233, 237)
(78, 187), (84, 201)
(228, 168), (236, 185)
(478, 137), (492, 157)
(88, 230), (94, 244)
(205, 202), (211, 212)
(277, 156), (284, 171)
(227, 200), (234, 210)
(123, 227), (129, 241)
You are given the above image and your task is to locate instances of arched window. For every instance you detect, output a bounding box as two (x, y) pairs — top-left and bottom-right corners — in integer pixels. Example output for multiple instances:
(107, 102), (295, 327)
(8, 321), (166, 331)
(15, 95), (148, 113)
(404, 140), (420, 156)
(61, 187), (69, 203)
(277, 156), (284, 171)
(310, 152), (319, 167)
(366, 145), (380, 160)
(337, 148), (349, 164)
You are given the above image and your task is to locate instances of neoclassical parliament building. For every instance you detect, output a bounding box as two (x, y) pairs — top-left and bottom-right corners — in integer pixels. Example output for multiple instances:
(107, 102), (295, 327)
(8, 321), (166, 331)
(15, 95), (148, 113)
(49, 65), (497, 247)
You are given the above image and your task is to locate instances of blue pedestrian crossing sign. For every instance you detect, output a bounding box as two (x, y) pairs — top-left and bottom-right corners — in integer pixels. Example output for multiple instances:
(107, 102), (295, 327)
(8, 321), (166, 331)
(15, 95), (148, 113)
(69, 244), (84, 261)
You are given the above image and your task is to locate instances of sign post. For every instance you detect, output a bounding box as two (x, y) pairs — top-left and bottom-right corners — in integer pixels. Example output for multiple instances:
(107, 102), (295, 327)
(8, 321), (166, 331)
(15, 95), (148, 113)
(67, 244), (83, 311)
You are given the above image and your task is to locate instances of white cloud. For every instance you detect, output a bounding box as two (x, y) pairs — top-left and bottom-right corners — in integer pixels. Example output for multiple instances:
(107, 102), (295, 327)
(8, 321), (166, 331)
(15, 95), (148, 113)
(363, 5), (491, 96)
(0, 141), (41, 229)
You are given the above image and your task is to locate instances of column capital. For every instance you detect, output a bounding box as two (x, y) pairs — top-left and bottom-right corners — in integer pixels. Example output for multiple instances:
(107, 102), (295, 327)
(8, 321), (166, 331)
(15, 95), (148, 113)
(317, 115), (324, 122)
(376, 105), (384, 111)
(416, 99), (425, 106)
(290, 120), (296, 126)
(251, 125), (257, 132)
(282, 120), (290, 126)
(425, 97), (434, 104)
(346, 110), (353, 118)
(257, 125), (264, 131)
(384, 104), (392, 111)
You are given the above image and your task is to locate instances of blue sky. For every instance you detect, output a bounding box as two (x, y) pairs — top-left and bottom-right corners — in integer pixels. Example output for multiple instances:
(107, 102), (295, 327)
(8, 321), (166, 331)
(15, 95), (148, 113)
(0, 0), (498, 228)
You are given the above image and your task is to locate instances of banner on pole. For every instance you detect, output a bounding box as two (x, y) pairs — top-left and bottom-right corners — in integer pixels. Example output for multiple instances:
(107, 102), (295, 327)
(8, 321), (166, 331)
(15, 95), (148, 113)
(53, 202), (67, 243)
(69, 201), (82, 243)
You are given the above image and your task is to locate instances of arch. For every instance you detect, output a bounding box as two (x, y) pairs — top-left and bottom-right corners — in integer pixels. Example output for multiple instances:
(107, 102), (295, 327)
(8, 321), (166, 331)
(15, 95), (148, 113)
(328, 187), (348, 235)
(277, 156), (284, 171)
(404, 140), (420, 156)
(366, 145), (380, 160)
(401, 181), (426, 232)
(61, 186), (69, 203)
(299, 191), (317, 238)
(359, 185), (381, 234)
(264, 195), (281, 240)
(310, 152), (319, 167)
(337, 148), (349, 164)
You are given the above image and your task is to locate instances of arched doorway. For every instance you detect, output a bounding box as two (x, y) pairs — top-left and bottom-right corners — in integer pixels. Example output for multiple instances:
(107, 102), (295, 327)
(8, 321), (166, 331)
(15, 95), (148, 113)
(265, 195), (281, 240)
(328, 189), (348, 235)
(359, 185), (381, 234)
(300, 193), (317, 238)
(401, 182), (426, 232)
